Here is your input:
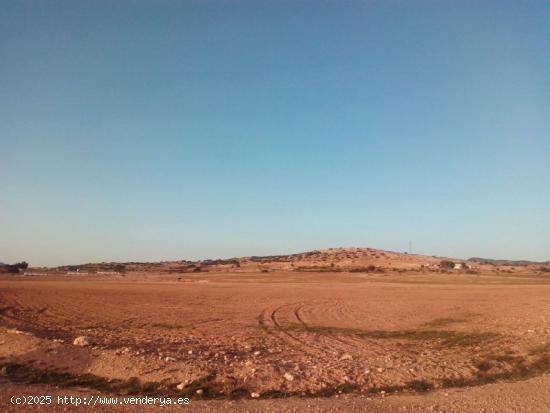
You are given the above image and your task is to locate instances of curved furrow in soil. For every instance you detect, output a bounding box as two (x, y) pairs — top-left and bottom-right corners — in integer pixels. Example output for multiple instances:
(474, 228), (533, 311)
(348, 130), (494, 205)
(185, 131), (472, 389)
(292, 302), (392, 374)
(258, 303), (346, 375)
(295, 300), (388, 361)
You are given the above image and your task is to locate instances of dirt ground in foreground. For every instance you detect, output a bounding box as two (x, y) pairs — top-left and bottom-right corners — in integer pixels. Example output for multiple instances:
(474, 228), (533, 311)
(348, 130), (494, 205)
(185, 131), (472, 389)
(2, 271), (550, 412)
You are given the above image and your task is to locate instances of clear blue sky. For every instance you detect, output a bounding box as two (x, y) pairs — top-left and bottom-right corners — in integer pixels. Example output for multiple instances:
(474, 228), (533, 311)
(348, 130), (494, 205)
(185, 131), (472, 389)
(1, 1), (549, 266)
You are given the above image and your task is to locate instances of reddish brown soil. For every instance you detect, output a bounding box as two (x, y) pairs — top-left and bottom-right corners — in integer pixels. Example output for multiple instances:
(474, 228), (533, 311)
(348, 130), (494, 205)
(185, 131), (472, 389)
(2, 266), (550, 411)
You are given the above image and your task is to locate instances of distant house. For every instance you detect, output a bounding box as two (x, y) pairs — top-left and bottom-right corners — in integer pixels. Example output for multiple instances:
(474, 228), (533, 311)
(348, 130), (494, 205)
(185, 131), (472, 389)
(454, 262), (470, 270)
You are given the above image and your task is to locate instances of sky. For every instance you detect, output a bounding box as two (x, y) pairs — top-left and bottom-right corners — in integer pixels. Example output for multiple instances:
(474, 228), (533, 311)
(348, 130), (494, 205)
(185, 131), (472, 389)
(1, 1), (549, 266)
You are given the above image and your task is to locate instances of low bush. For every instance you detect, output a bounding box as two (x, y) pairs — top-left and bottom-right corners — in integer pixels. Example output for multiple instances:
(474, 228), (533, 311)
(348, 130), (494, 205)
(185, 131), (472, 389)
(440, 260), (455, 269)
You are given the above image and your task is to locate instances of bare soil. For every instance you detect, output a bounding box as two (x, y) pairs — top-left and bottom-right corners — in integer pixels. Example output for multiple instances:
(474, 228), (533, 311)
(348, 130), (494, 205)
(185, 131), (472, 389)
(2, 262), (550, 411)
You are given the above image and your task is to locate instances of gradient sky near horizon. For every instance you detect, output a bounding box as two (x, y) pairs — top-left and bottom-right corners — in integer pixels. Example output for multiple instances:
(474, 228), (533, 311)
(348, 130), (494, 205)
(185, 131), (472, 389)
(1, 1), (549, 266)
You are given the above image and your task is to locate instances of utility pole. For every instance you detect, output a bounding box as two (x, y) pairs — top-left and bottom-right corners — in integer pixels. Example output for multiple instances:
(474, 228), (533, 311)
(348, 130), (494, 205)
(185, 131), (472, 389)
(408, 240), (412, 254)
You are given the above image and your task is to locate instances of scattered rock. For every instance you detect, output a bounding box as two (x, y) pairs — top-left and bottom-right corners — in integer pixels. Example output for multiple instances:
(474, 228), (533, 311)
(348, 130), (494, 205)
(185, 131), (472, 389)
(7, 328), (32, 336)
(165, 356), (176, 362)
(73, 336), (90, 347)
(254, 351), (261, 356)
(176, 382), (185, 390)
(377, 367), (384, 373)
(284, 372), (294, 381)
(188, 350), (193, 355)
(250, 392), (260, 398)
(196, 389), (204, 395)
(339, 353), (353, 361)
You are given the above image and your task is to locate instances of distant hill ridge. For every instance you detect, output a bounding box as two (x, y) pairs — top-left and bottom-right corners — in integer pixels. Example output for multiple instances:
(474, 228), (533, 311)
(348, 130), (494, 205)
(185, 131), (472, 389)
(468, 257), (550, 266)
(10, 248), (550, 272)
